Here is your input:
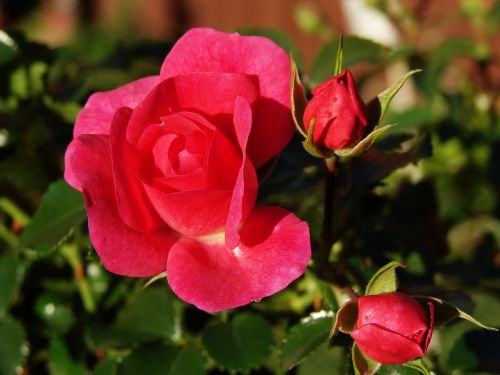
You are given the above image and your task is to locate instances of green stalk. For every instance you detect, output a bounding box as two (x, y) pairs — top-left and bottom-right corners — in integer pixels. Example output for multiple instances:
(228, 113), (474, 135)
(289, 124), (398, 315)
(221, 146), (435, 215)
(61, 244), (96, 313)
(0, 222), (18, 247)
(0, 197), (30, 226)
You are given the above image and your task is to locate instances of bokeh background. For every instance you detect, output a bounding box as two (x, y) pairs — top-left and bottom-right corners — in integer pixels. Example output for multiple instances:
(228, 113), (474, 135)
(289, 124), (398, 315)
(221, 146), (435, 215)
(0, 1), (499, 374)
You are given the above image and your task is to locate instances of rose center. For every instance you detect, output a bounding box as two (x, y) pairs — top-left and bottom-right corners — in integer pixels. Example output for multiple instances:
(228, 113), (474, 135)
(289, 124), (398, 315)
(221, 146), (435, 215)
(153, 130), (207, 176)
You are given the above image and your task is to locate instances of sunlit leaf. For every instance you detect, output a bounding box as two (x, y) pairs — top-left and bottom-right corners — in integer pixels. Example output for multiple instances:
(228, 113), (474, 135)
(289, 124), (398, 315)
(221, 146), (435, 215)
(20, 180), (86, 255)
(279, 311), (333, 371)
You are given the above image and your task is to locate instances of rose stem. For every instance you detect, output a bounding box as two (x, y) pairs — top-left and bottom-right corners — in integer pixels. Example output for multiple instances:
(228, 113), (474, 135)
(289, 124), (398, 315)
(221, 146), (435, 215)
(61, 243), (96, 313)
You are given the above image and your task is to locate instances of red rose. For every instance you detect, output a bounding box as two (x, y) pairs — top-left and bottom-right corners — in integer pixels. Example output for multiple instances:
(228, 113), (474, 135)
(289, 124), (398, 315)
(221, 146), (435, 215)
(64, 28), (311, 313)
(351, 292), (434, 364)
(303, 69), (368, 150)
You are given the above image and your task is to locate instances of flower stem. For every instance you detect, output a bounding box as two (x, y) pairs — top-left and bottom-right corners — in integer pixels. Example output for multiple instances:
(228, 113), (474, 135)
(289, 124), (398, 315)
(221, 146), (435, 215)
(61, 244), (96, 313)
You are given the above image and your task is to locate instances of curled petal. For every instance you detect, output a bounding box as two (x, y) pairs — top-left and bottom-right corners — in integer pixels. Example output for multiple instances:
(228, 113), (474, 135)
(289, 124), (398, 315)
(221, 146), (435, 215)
(70, 134), (177, 277)
(166, 206), (311, 312)
(225, 96), (257, 249)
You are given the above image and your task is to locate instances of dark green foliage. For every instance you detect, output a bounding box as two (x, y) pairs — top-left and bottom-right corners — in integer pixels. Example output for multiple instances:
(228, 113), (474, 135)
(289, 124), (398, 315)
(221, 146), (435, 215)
(1, 1), (500, 372)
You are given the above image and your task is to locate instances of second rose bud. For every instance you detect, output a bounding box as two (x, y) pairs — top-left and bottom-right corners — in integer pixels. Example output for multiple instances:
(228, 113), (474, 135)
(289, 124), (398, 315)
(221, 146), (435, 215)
(303, 69), (368, 151)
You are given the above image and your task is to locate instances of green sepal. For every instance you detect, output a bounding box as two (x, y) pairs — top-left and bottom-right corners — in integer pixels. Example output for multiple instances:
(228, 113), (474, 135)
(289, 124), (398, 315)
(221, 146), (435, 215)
(302, 118), (334, 158)
(333, 35), (344, 76)
(142, 272), (167, 289)
(402, 358), (432, 375)
(367, 69), (422, 126)
(290, 54), (307, 138)
(365, 261), (404, 296)
(352, 343), (381, 375)
(330, 300), (358, 337)
(414, 296), (498, 331)
(334, 124), (396, 158)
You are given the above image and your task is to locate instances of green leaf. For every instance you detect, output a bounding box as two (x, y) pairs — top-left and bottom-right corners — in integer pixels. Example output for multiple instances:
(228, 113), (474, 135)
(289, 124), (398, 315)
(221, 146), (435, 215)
(202, 312), (273, 372)
(378, 365), (420, 375)
(365, 261), (404, 296)
(94, 359), (118, 375)
(167, 348), (206, 375)
(279, 311), (333, 371)
(311, 36), (389, 85)
(368, 70), (422, 125)
(48, 338), (86, 375)
(117, 343), (178, 375)
(88, 287), (176, 349)
(20, 180), (86, 255)
(0, 317), (27, 375)
(352, 343), (381, 375)
(0, 251), (25, 319)
(297, 344), (347, 375)
(402, 359), (432, 375)
(334, 124), (396, 158)
(0, 31), (19, 64)
(438, 321), (478, 371)
(415, 296), (498, 330)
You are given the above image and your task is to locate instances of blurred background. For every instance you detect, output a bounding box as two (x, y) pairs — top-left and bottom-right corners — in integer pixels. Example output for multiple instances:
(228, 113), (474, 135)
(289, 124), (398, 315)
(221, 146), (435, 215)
(0, 1), (499, 374)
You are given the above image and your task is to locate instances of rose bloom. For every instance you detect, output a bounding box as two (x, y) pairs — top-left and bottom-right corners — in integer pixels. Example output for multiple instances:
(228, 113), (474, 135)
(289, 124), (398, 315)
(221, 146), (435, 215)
(64, 28), (311, 313)
(351, 292), (434, 364)
(303, 69), (368, 150)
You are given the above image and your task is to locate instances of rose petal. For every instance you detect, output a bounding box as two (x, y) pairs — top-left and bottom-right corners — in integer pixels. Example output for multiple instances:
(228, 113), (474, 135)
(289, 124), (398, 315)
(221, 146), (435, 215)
(352, 323), (425, 365)
(109, 107), (165, 233)
(225, 96), (257, 249)
(166, 206), (311, 312)
(70, 134), (177, 277)
(127, 72), (260, 146)
(143, 187), (232, 236)
(65, 76), (160, 190)
(160, 28), (293, 166)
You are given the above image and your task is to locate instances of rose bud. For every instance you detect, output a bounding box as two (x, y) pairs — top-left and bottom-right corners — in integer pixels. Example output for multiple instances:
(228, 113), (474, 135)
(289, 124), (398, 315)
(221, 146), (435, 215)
(303, 69), (368, 151)
(351, 292), (434, 364)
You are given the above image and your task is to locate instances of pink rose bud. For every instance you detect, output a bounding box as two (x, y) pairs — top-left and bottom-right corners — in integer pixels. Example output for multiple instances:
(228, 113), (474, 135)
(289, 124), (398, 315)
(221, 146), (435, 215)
(351, 292), (434, 364)
(303, 69), (368, 150)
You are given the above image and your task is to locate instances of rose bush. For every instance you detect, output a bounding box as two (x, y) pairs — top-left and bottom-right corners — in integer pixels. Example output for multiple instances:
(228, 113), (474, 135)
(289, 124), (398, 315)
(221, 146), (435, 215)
(303, 68), (368, 150)
(351, 292), (434, 364)
(64, 28), (311, 313)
